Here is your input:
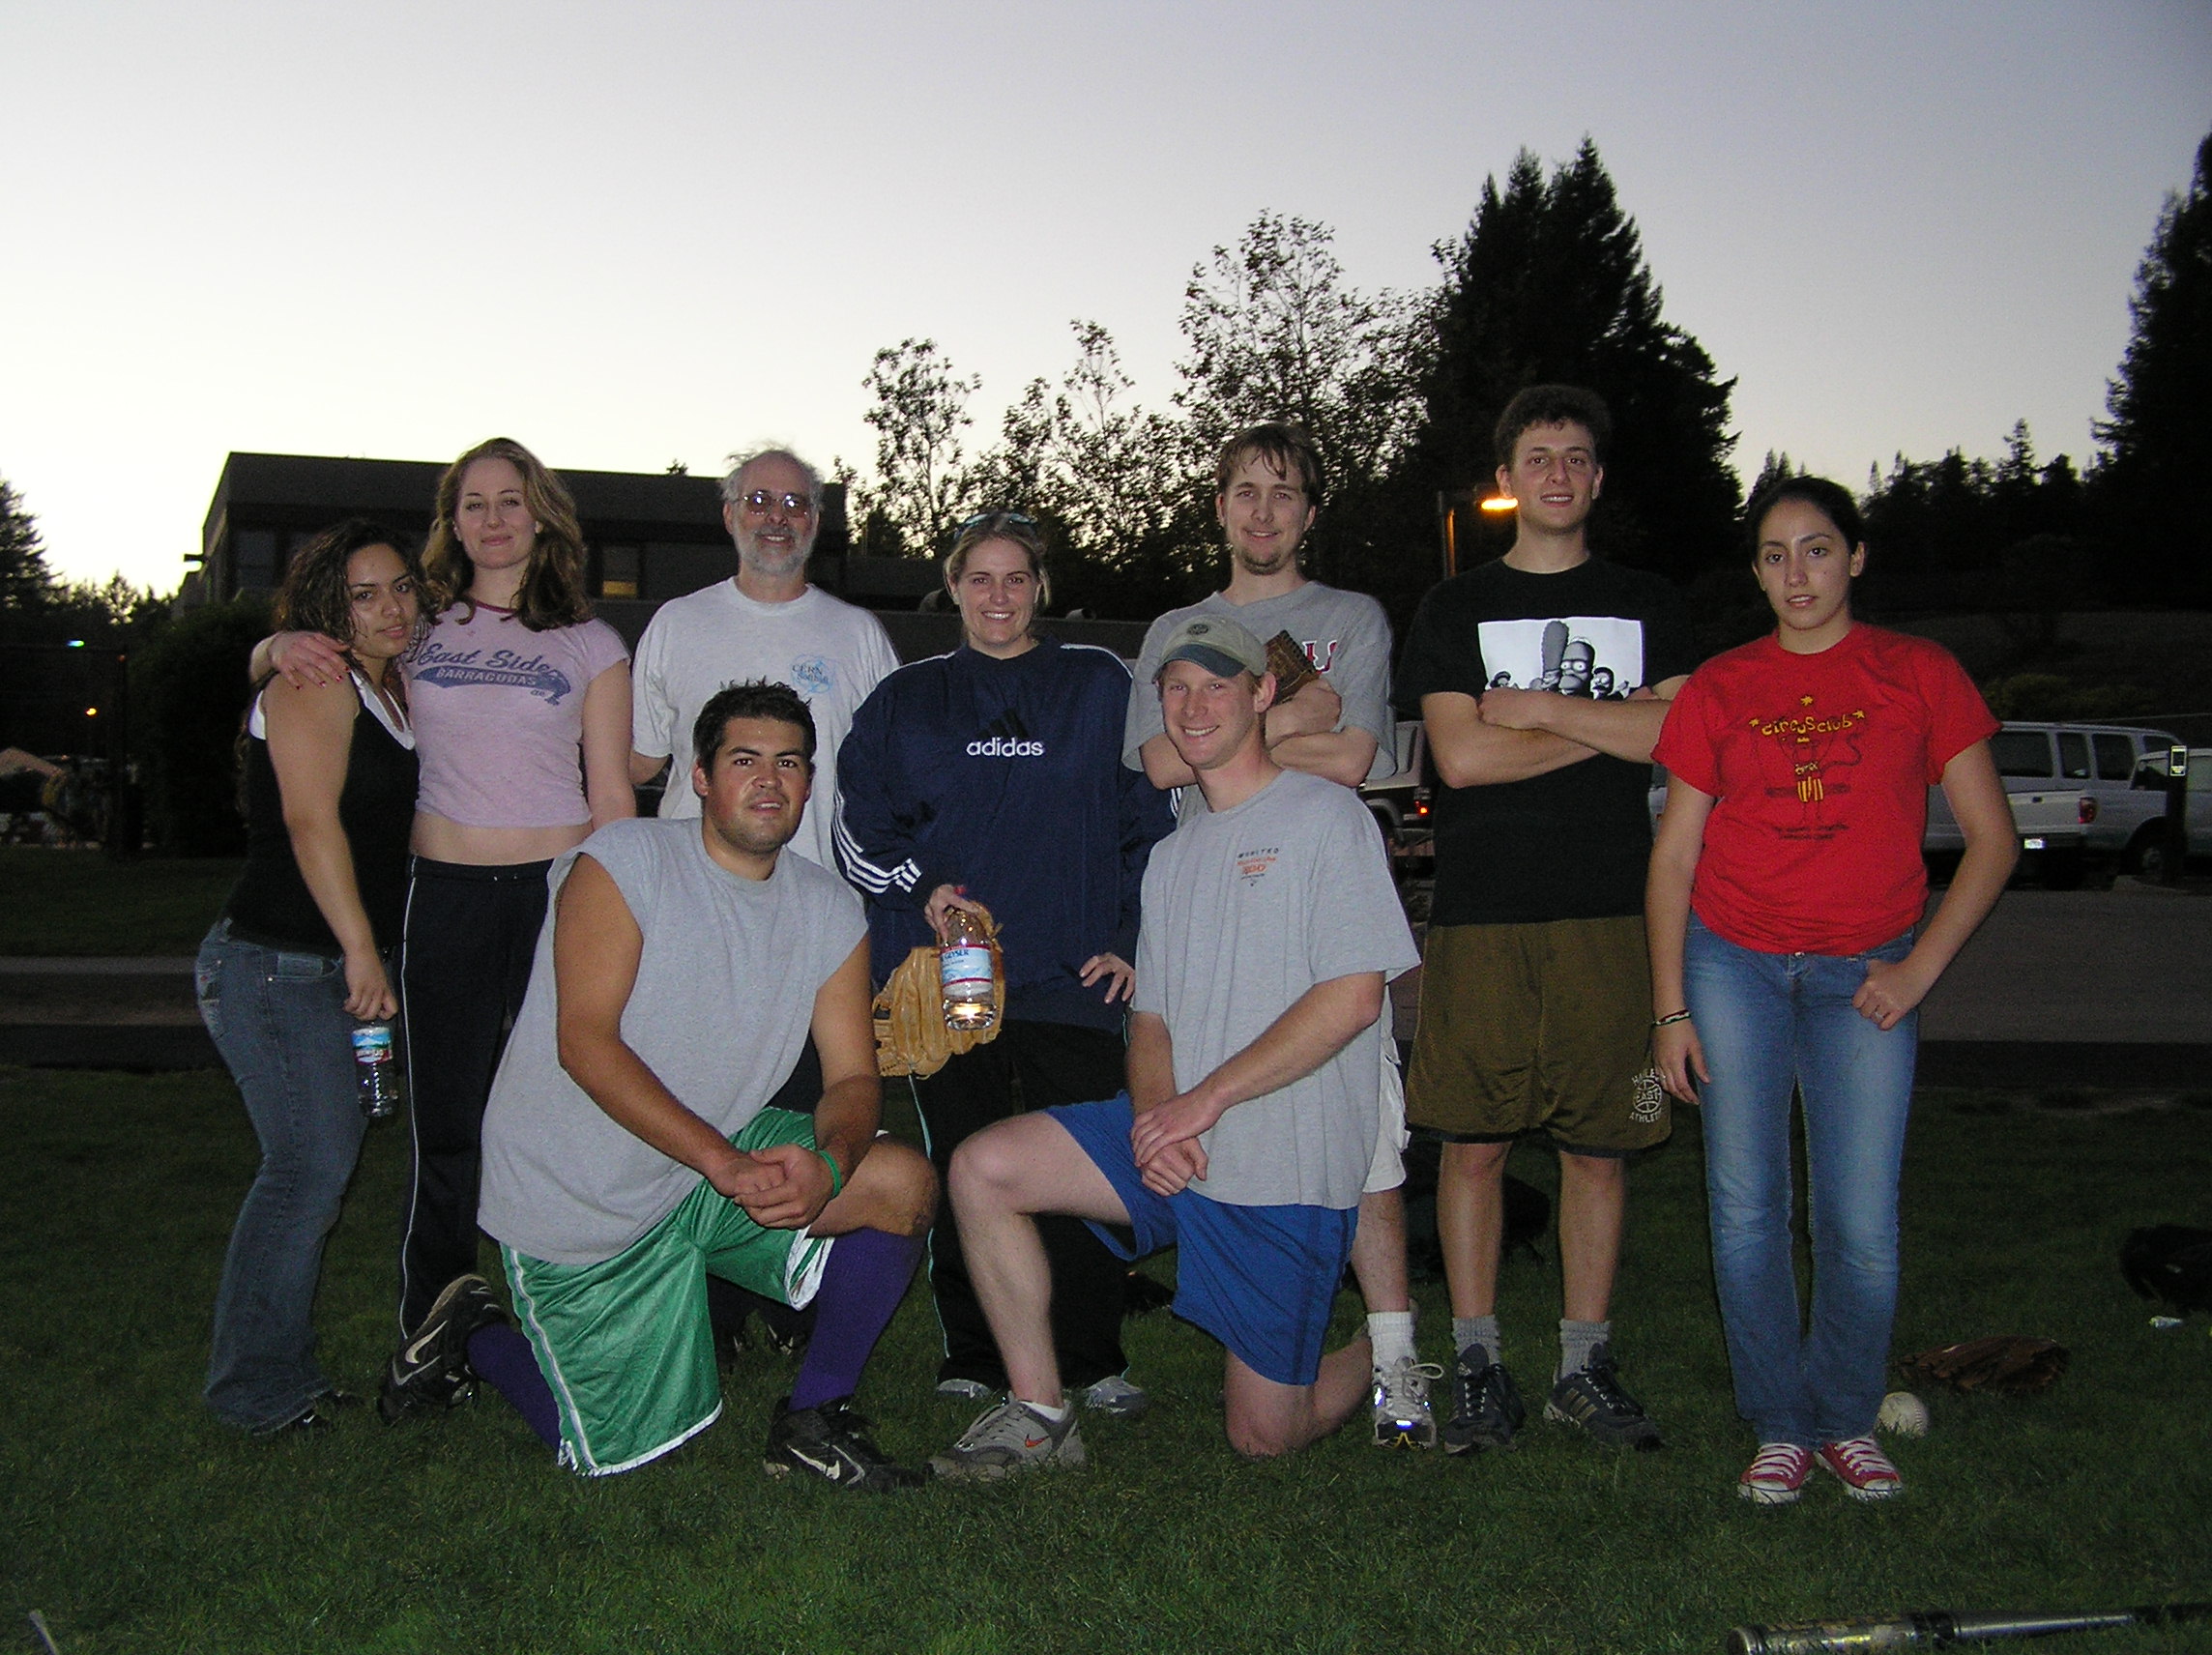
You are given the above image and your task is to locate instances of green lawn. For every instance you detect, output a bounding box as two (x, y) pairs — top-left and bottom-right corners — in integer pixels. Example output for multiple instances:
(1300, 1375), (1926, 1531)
(2, 1067), (2206, 1654)
(0, 848), (240, 956)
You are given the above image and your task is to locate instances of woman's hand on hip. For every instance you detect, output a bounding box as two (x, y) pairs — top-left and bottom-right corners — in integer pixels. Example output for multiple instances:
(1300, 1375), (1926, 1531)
(1853, 956), (1932, 1031)
(1654, 1019), (1707, 1104)
(1080, 951), (1135, 1003)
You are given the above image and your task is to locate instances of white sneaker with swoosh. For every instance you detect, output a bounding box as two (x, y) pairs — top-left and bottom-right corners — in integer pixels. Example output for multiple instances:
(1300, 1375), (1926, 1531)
(929, 1396), (1087, 1480)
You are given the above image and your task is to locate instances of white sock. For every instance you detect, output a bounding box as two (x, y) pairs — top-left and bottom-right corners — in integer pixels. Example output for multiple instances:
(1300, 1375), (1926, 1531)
(1023, 1397), (1071, 1423)
(1367, 1309), (1416, 1370)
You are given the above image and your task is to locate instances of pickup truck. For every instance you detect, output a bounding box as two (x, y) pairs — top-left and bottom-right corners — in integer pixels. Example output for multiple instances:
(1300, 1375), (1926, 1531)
(2122, 747), (2212, 881)
(1980, 721), (2186, 874)
(1925, 782), (2093, 886)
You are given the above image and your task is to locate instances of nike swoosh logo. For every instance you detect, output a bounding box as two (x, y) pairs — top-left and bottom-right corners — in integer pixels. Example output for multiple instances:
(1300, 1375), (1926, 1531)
(401, 1330), (440, 1366)
(1024, 1437), (1049, 1448)
(788, 1446), (846, 1480)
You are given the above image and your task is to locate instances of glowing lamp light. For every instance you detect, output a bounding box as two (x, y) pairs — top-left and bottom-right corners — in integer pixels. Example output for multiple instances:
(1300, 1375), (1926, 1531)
(66, 638), (86, 649)
(1478, 495), (1518, 513)
(85, 707), (100, 717)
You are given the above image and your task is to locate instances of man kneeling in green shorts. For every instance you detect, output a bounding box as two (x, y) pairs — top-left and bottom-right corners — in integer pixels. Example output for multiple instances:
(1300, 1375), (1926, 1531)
(463, 682), (936, 1484)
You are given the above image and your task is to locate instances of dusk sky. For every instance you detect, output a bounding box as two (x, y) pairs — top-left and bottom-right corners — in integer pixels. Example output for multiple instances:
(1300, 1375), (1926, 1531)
(4, 1), (2208, 591)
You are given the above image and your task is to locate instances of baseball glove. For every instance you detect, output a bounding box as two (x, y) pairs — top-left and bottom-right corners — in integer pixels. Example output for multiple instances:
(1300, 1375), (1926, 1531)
(1264, 630), (1319, 701)
(1899, 1335), (2070, 1395)
(871, 912), (1006, 1078)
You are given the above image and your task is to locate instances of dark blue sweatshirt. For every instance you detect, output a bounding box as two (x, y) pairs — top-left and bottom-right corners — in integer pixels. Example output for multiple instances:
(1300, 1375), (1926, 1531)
(835, 634), (1175, 1033)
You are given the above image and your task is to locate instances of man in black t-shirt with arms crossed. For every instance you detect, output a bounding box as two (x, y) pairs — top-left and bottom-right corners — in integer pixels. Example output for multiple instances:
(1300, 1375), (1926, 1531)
(1396, 386), (1694, 1454)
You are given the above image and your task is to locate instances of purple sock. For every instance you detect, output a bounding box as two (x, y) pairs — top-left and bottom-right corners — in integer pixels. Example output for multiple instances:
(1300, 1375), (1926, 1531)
(467, 1323), (561, 1451)
(789, 1227), (924, 1413)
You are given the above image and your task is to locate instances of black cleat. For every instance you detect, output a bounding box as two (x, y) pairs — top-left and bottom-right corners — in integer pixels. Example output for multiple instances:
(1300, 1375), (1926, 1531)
(764, 1396), (923, 1492)
(378, 1273), (506, 1424)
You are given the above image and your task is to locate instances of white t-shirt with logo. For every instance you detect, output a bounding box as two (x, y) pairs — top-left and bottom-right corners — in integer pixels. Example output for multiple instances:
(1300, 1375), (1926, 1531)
(630, 579), (901, 870)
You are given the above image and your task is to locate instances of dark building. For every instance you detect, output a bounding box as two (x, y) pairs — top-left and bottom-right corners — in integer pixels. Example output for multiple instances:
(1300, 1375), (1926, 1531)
(189, 451), (1145, 661)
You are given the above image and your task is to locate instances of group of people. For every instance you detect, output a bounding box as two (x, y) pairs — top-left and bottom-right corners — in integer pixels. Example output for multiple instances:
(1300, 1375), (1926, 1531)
(200, 387), (2020, 1506)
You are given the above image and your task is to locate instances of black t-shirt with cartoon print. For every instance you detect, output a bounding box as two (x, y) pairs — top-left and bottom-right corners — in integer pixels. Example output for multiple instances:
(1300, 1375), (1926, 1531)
(1395, 557), (1695, 926)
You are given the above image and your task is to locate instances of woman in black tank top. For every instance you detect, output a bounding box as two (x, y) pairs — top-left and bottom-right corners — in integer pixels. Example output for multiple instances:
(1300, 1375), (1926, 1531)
(197, 520), (427, 1436)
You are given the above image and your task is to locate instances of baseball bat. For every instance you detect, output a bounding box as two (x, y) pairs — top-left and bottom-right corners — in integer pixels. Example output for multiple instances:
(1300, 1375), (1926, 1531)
(1727, 1602), (2211, 1653)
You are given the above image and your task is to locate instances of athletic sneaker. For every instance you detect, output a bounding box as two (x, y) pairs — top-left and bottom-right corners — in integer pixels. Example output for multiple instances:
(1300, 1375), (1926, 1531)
(1738, 1442), (1814, 1505)
(1371, 1356), (1446, 1449)
(1818, 1436), (1905, 1501)
(762, 1397), (923, 1492)
(929, 1397), (1087, 1480)
(378, 1272), (506, 1424)
(935, 1377), (996, 1403)
(1543, 1344), (1664, 1451)
(1442, 1344), (1527, 1454)
(1078, 1374), (1150, 1418)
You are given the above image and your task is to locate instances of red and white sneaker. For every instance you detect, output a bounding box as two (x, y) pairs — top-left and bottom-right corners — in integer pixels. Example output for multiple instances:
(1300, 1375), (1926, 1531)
(1738, 1442), (1814, 1505)
(1818, 1436), (1905, 1501)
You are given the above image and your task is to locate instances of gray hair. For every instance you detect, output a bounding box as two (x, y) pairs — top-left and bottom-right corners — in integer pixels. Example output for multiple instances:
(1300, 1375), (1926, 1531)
(720, 446), (825, 512)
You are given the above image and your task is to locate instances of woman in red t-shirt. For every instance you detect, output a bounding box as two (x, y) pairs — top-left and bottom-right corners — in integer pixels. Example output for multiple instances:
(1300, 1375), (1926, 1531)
(1646, 476), (2017, 1507)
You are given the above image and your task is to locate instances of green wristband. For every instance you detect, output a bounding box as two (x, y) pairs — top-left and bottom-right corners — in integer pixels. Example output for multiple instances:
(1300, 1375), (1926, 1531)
(817, 1148), (844, 1200)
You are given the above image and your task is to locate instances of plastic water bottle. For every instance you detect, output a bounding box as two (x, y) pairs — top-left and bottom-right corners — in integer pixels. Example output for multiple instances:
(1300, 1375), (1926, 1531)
(351, 1019), (406, 1119)
(939, 910), (997, 1032)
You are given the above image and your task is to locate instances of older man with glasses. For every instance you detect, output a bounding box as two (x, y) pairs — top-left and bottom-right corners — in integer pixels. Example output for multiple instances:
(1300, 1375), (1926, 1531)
(629, 446), (901, 877)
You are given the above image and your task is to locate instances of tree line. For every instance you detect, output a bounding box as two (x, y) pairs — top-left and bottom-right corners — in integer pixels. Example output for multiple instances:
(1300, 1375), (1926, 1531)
(847, 131), (2212, 627)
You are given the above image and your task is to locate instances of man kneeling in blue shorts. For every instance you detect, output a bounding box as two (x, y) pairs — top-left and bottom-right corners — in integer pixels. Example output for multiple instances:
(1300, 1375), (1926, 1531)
(456, 682), (936, 1484)
(930, 616), (1420, 1475)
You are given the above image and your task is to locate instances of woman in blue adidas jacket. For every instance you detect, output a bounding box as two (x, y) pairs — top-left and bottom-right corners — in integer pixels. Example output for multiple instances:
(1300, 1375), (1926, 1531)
(838, 512), (1175, 1411)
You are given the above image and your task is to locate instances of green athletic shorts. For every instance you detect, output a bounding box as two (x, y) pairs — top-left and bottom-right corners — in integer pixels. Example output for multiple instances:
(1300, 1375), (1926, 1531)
(503, 1107), (834, 1476)
(1406, 916), (1671, 1156)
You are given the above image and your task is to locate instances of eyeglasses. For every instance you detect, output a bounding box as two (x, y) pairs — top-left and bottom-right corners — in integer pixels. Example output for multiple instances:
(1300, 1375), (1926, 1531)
(740, 489), (815, 516)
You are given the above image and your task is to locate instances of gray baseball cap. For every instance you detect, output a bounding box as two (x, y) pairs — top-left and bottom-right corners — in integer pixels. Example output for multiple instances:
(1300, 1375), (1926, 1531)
(1153, 613), (1266, 680)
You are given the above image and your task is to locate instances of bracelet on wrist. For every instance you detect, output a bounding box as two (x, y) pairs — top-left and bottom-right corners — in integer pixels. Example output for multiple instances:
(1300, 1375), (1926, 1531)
(1651, 1009), (1692, 1029)
(817, 1148), (844, 1200)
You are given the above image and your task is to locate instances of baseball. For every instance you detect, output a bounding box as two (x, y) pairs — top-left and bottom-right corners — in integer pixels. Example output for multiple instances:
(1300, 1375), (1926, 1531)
(1878, 1390), (1930, 1437)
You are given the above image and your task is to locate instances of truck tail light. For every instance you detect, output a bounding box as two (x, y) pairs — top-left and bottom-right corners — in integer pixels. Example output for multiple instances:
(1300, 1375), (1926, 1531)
(2079, 797), (2098, 824)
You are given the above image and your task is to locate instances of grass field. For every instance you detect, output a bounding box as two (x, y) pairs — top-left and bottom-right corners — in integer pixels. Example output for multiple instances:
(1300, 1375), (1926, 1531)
(2, 1066), (2206, 1655)
(0, 849), (240, 956)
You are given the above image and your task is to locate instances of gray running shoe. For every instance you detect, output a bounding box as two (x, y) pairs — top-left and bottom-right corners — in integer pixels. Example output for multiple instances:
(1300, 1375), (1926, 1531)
(1078, 1374), (1150, 1418)
(378, 1273), (505, 1424)
(1371, 1356), (1446, 1449)
(935, 1377), (996, 1403)
(763, 1397), (922, 1492)
(1543, 1343), (1664, 1451)
(929, 1397), (1087, 1481)
(1442, 1343), (1526, 1454)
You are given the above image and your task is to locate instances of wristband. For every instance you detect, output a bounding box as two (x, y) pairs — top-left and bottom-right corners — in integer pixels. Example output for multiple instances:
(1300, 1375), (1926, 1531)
(816, 1148), (844, 1200)
(1651, 1009), (1692, 1029)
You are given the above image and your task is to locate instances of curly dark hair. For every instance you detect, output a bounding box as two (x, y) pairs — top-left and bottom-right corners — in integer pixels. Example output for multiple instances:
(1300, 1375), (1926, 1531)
(424, 437), (593, 630)
(270, 518), (429, 652)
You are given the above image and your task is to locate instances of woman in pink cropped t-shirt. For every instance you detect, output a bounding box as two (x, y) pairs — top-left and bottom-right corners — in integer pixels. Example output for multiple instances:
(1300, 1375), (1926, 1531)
(266, 438), (633, 1408)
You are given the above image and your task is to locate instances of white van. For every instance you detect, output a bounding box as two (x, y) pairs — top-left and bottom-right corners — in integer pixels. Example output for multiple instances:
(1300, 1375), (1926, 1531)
(1981, 722), (2184, 869)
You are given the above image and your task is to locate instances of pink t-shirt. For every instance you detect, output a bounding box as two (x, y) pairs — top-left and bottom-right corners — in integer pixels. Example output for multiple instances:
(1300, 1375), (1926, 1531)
(1653, 624), (1997, 956)
(406, 604), (629, 829)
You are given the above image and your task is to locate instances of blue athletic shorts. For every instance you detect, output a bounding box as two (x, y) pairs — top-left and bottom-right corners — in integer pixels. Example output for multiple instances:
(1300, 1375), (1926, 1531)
(1049, 1093), (1356, 1386)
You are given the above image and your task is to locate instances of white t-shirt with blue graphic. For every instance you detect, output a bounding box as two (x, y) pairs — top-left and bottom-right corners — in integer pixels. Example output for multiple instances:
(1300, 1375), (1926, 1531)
(631, 580), (900, 870)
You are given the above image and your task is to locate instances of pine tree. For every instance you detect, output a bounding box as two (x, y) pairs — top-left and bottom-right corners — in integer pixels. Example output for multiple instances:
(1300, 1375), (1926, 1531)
(1402, 140), (1739, 588)
(2095, 129), (2212, 605)
(0, 477), (58, 615)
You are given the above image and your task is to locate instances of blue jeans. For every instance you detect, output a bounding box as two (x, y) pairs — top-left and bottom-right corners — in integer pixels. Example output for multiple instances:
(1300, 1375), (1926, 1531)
(197, 919), (368, 1432)
(1685, 915), (1918, 1445)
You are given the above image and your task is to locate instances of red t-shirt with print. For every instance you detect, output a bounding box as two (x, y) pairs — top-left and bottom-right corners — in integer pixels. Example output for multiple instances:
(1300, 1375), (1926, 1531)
(1653, 624), (1998, 955)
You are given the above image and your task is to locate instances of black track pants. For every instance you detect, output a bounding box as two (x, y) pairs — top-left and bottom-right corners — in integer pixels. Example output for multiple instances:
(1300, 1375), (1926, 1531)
(911, 1020), (1130, 1390)
(396, 858), (550, 1333)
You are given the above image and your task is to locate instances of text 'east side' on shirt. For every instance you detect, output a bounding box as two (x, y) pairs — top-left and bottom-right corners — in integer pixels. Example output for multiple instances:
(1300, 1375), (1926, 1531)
(1395, 557), (1695, 926)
